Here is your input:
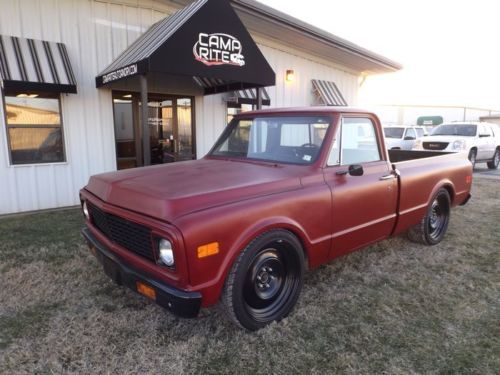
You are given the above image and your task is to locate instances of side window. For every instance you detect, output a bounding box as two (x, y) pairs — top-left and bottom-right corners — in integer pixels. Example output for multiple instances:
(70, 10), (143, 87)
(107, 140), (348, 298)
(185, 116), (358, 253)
(340, 117), (381, 165)
(327, 137), (340, 166)
(479, 125), (490, 137)
(415, 128), (425, 137)
(405, 128), (416, 139)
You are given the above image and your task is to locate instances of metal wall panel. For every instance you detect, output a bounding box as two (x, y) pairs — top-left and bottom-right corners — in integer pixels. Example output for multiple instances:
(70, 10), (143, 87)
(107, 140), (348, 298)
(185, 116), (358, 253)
(0, 0), (171, 214)
(0, 0), (358, 214)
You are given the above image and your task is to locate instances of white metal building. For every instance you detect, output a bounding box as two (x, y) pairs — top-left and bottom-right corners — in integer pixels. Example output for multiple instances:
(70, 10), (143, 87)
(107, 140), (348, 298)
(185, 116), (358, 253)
(0, 0), (400, 215)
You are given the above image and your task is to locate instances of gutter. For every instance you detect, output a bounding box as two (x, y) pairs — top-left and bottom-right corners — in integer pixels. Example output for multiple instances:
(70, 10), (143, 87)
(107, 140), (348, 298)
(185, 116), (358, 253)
(231, 0), (402, 72)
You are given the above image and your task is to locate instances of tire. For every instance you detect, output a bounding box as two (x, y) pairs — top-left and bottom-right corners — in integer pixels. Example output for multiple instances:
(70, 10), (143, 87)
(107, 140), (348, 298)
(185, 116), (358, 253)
(221, 230), (305, 331)
(468, 148), (477, 168)
(487, 148), (500, 169)
(407, 188), (451, 246)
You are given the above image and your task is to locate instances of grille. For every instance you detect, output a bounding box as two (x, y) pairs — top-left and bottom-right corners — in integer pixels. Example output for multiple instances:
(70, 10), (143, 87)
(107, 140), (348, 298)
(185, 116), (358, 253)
(88, 203), (155, 261)
(423, 142), (449, 150)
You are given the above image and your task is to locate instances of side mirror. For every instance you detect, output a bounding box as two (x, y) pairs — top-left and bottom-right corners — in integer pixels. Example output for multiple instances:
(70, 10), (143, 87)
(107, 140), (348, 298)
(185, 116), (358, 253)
(348, 164), (364, 176)
(404, 136), (416, 140)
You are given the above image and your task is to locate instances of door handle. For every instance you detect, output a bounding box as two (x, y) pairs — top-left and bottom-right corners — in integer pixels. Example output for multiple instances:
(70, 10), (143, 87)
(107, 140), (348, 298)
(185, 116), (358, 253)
(379, 174), (395, 180)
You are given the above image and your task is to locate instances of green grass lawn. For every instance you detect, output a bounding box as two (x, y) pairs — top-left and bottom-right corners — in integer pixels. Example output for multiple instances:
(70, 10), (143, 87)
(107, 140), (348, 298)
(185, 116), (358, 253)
(0, 179), (499, 374)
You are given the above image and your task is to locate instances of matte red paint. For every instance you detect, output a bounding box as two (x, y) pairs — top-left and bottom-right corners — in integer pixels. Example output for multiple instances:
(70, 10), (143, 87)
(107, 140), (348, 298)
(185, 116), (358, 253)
(81, 107), (472, 309)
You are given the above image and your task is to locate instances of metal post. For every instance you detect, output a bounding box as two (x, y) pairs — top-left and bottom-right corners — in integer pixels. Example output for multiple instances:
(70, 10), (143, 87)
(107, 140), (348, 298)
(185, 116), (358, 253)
(256, 87), (262, 110)
(140, 74), (150, 166)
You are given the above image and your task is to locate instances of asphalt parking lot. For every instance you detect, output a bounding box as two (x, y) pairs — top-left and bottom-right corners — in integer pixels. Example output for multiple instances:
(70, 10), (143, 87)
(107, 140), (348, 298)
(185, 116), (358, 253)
(473, 164), (500, 179)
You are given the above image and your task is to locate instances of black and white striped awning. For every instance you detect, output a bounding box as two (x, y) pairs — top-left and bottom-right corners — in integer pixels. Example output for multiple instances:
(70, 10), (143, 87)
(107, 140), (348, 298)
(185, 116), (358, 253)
(312, 79), (347, 106)
(226, 87), (271, 106)
(0, 35), (77, 93)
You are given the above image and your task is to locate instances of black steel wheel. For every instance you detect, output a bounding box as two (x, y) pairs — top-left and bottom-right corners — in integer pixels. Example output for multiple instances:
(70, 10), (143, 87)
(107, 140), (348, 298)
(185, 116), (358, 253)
(222, 230), (305, 331)
(468, 148), (477, 168)
(408, 188), (451, 245)
(487, 148), (500, 169)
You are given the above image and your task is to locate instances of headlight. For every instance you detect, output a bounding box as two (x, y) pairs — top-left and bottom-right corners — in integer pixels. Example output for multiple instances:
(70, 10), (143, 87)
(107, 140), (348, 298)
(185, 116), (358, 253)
(82, 201), (90, 220)
(158, 239), (175, 267)
(413, 140), (422, 149)
(452, 140), (466, 151)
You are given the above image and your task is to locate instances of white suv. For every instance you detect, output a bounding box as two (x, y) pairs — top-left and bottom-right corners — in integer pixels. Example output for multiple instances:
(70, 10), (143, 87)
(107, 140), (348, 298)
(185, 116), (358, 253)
(412, 122), (500, 169)
(383, 126), (427, 150)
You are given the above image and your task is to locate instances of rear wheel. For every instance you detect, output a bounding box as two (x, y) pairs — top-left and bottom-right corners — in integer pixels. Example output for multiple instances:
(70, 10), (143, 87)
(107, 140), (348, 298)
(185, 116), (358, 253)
(487, 148), (500, 169)
(408, 188), (451, 245)
(468, 148), (477, 168)
(221, 230), (305, 331)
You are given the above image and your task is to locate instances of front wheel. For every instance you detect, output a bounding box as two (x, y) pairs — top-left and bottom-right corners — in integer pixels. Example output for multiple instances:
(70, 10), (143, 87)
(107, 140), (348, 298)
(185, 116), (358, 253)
(407, 188), (451, 245)
(468, 148), (477, 168)
(221, 230), (305, 331)
(487, 148), (500, 169)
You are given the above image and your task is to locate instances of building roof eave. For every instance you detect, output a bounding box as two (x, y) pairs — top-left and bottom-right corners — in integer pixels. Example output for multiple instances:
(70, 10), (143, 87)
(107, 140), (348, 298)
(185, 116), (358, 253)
(230, 0), (402, 74)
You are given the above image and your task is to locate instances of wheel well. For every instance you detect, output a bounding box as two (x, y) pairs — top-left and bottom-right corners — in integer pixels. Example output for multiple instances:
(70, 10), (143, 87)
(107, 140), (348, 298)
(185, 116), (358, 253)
(442, 185), (455, 205)
(281, 228), (309, 271)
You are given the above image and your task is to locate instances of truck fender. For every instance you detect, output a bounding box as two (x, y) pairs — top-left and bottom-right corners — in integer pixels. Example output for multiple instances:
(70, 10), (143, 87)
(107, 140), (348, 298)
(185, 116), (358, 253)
(199, 217), (313, 306)
(427, 179), (456, 207)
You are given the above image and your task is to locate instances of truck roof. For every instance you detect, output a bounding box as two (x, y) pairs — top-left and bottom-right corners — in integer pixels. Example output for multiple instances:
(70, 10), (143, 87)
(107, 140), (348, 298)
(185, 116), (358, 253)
(235, 106), (376, 117)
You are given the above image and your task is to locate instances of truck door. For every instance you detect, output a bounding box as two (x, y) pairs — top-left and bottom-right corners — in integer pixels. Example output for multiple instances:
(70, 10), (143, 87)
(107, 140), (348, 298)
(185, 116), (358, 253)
(323, 116), (398, 258)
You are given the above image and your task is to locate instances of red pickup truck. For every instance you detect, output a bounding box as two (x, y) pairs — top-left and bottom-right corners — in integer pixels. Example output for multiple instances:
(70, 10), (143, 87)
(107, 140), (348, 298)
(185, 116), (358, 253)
(80, 107), (472, 330)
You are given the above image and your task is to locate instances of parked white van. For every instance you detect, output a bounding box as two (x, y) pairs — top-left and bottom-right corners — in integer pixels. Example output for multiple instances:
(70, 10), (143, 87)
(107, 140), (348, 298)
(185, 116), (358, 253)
(412, 122), (500, 169)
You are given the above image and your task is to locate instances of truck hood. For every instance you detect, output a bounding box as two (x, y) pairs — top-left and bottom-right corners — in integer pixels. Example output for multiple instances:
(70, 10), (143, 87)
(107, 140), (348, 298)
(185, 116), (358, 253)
(84, 158), (303, 222)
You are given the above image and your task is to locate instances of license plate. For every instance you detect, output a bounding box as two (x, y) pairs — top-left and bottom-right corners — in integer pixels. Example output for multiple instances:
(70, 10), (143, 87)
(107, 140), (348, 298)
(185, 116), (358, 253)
(88, 244), (97, 257)
(102, 257), (122, 285)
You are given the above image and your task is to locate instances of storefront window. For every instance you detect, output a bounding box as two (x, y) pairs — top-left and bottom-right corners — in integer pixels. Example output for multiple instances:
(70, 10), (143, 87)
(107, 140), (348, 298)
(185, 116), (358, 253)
(3, 91), (65, 164)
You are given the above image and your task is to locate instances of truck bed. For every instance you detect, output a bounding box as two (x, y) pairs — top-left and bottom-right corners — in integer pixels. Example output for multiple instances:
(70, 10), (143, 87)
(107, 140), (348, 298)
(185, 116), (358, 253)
(387, 149), (472, 236)
(388, 149), (452, 163)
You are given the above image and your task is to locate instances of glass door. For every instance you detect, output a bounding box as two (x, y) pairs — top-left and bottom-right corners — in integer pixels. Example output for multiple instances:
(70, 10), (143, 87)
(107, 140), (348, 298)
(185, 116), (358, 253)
(113, 93), (139, 170)
(176, 98), (194, 161)
(148, 96), (194, 164)
(113, 91), (195, 169)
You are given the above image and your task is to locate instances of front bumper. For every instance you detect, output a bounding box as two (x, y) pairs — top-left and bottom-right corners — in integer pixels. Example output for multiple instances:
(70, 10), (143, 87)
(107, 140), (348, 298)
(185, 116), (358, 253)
(82, 228), (201, 318)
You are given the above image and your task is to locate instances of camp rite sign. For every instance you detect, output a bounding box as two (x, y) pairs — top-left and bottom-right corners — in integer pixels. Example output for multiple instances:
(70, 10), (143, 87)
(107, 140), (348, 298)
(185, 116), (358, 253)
(193, 33), (245, 67)
(101, 64), (138, 84)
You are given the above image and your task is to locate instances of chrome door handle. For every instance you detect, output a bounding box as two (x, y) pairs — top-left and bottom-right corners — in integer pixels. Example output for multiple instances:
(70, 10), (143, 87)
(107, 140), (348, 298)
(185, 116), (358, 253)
(380, 174), (395, 180)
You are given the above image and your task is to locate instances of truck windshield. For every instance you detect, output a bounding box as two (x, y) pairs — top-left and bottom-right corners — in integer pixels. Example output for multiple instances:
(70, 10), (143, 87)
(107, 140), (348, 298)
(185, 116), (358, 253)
(383, 127), (405, 139)
(432, 124), (477, 136)
(210, 116), (331, 165)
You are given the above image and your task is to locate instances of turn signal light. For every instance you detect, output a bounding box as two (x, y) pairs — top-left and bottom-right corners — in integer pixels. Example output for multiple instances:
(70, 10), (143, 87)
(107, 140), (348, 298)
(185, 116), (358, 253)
(136, 282), (156, 300)
(197, 242), (219, 258)
(466, 175), (472, 184)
